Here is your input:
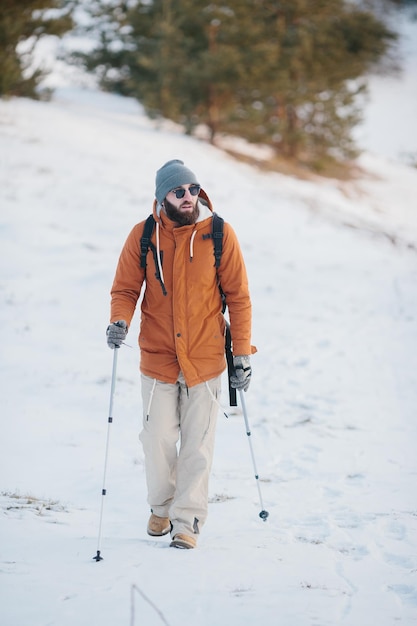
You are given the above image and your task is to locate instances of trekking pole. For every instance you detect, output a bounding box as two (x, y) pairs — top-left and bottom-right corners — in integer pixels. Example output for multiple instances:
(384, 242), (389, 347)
(239, 389), (269, 521)
(93, 346), (119, 561)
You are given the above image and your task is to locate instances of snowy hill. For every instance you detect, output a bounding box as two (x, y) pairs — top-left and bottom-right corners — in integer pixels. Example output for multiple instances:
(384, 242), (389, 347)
(1, 35), (417, 626)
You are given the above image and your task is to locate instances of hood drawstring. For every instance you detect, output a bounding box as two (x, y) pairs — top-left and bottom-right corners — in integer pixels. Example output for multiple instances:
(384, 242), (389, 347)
(190, 229), (197, 262)
(153, 220), (196, 293)
(155, 222), (165, 289)
(146, 378), (157, 421)
(205, 382), (229, 419)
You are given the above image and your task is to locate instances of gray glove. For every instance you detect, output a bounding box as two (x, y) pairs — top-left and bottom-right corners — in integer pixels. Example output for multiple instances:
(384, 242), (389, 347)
(106, 320), (128, 349)
(230, 355), (252, 392)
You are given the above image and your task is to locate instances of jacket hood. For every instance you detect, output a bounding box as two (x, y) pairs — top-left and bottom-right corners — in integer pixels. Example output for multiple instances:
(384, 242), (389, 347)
(149, 188), (215, 293)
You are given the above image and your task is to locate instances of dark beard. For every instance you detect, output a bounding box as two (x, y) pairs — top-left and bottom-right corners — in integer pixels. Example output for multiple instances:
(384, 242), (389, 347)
(163, 199), (200, 226)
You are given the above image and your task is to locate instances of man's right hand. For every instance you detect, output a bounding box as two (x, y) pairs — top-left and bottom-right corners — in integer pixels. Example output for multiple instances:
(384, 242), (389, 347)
(106, 320), (128, 349)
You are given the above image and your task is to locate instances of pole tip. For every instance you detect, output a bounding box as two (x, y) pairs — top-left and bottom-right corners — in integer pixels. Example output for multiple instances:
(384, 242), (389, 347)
(93, 550), (103, 562)
(259, 510), (269, 521)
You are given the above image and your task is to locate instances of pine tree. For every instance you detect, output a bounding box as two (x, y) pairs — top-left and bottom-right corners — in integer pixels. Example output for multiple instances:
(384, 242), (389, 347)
(76, 0), (396, 167)
(0, 0), (74, 98)
(229, 0), (396, 164)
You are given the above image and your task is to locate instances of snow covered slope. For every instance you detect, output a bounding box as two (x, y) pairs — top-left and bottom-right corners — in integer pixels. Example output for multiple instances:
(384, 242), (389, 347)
(1, 69), (417, 626)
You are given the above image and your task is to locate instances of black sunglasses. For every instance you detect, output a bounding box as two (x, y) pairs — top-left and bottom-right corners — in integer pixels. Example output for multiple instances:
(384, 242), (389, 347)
(171, 184), (200, 199)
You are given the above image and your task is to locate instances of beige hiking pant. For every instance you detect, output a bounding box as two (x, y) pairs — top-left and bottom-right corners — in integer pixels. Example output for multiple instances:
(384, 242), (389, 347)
(139, 372), (221, 539)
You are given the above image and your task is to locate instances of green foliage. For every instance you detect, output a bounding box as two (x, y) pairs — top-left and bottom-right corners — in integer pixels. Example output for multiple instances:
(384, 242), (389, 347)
(0, 0), (74, 98)
(76, 0), (396, 167)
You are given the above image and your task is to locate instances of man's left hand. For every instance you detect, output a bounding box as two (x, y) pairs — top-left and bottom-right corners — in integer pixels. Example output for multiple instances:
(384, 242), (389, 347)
(230, 355), (252, 392)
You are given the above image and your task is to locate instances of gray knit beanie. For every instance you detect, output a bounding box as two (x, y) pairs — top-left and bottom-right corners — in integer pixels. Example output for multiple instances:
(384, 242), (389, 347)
(155, 159), (200, 203)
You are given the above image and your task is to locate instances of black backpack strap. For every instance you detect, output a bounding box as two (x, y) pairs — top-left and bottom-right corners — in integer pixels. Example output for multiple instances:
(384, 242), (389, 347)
(210, 212), (227, 311)
(140, 214), (156, 269)
(140, 214), (167, 295)
(211, 214), (237, 406)
(225, 321), (237, 406)
(212, 213), (224, 269)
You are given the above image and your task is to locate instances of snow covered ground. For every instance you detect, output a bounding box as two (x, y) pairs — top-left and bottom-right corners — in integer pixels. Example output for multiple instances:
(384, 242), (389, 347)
(354, 10), (417, 166)
(1, 20), (417, 626)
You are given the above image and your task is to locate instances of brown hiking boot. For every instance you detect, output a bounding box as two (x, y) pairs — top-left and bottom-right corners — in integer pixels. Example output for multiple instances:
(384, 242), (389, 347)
(147, 514), (171, 537)
(170, 534), (197, 549)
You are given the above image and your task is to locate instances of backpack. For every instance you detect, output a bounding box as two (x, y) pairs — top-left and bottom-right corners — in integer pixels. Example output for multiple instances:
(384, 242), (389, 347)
(139, 212), (237, 406)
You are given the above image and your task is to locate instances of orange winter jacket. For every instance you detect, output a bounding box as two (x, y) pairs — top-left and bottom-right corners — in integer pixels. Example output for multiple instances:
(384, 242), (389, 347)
(110, 191), (256, 387)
